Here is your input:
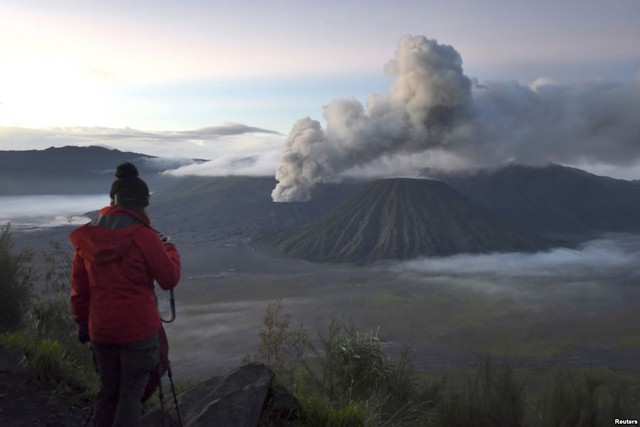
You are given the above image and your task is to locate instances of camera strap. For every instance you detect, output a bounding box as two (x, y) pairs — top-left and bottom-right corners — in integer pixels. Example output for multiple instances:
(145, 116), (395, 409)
(160, 289), (177, 323)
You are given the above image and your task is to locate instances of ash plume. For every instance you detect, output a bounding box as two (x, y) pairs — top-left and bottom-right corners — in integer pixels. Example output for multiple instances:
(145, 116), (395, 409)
(272, 35), (472, 202)
(272, 35), (640, 202)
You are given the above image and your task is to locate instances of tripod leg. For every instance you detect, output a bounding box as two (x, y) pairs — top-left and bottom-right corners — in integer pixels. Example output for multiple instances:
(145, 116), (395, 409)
(83, 406), (94, 427)
(167, 366), (183, 427)
(157, 364), (166, 427)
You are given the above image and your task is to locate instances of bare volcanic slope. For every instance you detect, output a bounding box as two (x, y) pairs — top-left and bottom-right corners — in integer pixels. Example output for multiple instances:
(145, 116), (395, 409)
(257, 178), (554, 263)
(149, 175), (364, 243)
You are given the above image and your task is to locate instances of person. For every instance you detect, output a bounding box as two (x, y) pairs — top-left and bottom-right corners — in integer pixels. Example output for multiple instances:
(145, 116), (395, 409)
(70, 162), (181, 427)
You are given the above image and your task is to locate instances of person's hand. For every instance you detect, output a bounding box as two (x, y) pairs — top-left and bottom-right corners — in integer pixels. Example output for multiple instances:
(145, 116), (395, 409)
(78, 324), (90, 344)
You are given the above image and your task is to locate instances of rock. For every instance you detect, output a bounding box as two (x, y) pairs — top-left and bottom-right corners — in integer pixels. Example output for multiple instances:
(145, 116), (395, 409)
(259, 384), (303, 426)
(141, 363), (276, 427)
(0, 348), (27, 374)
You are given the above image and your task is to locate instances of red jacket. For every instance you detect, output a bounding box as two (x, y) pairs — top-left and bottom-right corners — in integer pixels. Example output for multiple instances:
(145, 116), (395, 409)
(69, 206), (181, 344)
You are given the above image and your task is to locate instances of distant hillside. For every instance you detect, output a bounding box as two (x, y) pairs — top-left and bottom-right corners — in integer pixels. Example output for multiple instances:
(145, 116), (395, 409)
(150, 164), (640, 250)
(149, 175), (365, 243)
(0, 146), (175, 195)
(435, 164), (640, 239)
(256, 178), (554, 263)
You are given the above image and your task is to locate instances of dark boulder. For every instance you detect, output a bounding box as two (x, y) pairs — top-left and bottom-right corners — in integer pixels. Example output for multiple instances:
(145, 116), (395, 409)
(259, 384), (303, 426)
(141, 363), (277, 427)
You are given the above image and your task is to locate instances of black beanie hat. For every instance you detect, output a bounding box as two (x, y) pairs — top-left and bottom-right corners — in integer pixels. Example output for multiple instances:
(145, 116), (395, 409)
(109, 162), (150, 207)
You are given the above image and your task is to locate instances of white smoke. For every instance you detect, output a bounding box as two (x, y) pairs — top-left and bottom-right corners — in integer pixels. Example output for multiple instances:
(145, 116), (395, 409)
(272, 35), (472, 201)
(462, 79), (640, 167)
(272, 34), (640, 202)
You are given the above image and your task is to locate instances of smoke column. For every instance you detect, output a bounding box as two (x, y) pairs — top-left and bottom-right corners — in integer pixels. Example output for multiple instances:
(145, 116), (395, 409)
(272, 35), (471, 202)
(272, 35), (640, 202)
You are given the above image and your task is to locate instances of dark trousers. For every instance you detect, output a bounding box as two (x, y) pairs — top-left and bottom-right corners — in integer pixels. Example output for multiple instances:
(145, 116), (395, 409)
(92, 333), (160, 427)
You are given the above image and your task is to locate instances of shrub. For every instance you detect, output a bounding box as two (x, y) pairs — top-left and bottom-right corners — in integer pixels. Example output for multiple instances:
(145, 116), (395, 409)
(242, 300), (308, 386)
(0, 224), (35, 332)
(303, 317), (387, 403)
(300, 316), (441, 426)
(28, 240), (77, 348)
(0, 233), (99, 402)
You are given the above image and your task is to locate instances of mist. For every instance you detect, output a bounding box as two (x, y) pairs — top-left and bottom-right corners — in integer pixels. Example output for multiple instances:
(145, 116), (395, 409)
(379, 234), (640, 317)
(392, 235), (640, 281)
(0, 194), (109, 229)
(161, 233), (640, 377)
(272, 35), (640, 201)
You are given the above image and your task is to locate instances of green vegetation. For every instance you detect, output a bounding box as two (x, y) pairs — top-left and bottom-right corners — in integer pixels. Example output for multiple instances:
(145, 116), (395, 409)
(0, 224), (98, 401)
(0, 224), (36, 331)
(2, 222), (639, 423)
(246, 301), (640, 426)
(242, 300), (309, 387)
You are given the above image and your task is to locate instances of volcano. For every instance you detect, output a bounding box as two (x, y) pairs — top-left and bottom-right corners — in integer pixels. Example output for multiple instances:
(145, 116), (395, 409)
(258, 178), (554, 263)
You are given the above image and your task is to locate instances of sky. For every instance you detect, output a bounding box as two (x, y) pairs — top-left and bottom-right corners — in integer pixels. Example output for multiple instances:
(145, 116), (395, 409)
(1, 0), (639, 183)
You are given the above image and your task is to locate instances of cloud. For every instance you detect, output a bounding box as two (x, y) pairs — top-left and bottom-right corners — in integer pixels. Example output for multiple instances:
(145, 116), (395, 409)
(381, 234), (640, 303)
(79, 122), (282, 143)
(393, 236), (640, 280)
(139, 156), (198, 171)
(178, 124), (282, 138)
(0, 123), (284, 161)
(166, 151), (280, 177)
(272, 35), (640, 201)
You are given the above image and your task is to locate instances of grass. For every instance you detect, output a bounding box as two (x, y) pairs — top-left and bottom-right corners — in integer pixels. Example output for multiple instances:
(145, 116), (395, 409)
(0, 224), (36, 332)
(0, 228), (99, 402)
(0, 330), (98, 401)
(245, 301), (640, 426)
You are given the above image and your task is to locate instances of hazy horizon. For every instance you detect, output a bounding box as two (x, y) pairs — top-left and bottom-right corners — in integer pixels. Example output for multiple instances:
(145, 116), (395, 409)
(2, 1), (639, 190)
(0, 194), (108, 229)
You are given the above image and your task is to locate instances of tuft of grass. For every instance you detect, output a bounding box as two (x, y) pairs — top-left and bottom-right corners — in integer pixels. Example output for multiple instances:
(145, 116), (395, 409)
(30, 338), (74, 384)
(296, 393), (375, 427)
(1, 330), (99, 401)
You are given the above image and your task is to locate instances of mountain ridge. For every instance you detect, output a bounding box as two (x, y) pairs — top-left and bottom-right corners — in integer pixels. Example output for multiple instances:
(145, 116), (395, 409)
(4, 146), (639, 256)
(434, 163), (640, 238)
(0, 145), (177, 195)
